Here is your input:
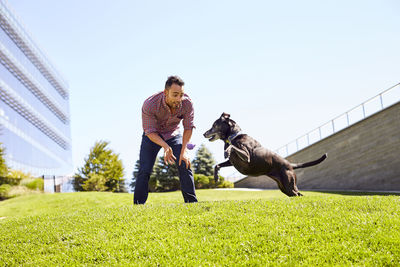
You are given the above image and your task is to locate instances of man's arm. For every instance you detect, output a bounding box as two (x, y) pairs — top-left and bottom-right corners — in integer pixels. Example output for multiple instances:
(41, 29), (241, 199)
(142, 98), (176, 165)
(179, 128), (193, 168)
(146, 133), (176, 165)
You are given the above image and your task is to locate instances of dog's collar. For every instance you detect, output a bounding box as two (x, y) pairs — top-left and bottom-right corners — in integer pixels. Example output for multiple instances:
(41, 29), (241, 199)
(226, 131), (242, 145)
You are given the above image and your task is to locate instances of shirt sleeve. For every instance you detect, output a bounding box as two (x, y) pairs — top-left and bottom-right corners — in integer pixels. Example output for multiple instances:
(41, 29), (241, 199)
(182, 98), (195, 130)
(142, 101), (158, 135)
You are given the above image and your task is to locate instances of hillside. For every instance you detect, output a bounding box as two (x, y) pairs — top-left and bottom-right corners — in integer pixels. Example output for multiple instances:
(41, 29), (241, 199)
(1, 190), (399, 265)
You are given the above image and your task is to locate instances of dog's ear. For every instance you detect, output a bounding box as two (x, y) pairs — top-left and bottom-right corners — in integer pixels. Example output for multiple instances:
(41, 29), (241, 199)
(221, 112), (230, 120)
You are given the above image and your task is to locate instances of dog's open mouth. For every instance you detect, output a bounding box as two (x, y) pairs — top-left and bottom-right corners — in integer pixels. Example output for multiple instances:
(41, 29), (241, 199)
(206, 133), (219, 142)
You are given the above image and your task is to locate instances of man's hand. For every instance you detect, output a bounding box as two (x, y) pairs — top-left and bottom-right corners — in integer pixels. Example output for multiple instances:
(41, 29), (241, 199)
(179, 150), (191, 169)
(163, 146), (176, 165)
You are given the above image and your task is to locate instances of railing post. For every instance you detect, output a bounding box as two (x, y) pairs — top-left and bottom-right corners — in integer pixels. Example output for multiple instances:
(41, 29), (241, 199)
(362, 103), (366, 118)
(332, 120), (335, 133)
(380, 93), (384, 109)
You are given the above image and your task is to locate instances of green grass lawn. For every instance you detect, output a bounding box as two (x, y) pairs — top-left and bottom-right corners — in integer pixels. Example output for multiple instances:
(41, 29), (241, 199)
(1, 190), (399, 266)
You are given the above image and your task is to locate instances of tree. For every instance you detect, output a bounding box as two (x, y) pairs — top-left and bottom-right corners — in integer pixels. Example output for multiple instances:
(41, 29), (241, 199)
(0, 143), (8, 178)
(150, 156), (180, 192)
(129, 159), (140, 191)
(191, 144), (215, 176)
(73, 141), (125, 192)
(130, 156), (181, 192)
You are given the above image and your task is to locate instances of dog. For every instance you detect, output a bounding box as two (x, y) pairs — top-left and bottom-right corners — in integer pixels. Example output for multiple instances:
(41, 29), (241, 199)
(203, 112), (327, 197)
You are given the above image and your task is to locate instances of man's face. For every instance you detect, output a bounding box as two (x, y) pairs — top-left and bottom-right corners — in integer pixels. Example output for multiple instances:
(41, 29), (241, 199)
(164, 83), (184, 109)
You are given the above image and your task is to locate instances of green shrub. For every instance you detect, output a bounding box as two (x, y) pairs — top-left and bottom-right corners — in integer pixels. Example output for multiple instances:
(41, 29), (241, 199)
(21, 178), (44, 191)
(82, 174), (107, 192)
(8, 186), (39, 198)
(194, 174), (213, 189)
(1, 185), (42, 200)
(0, 176), (21, 186)
(1, 170), (36, 186)
(217, 180), (234, 188)
(193, 174), (233, 189)
(148, 175), (180, 192)
(8, 169), (34, 179)
(0, 184), (11, 200)
(0, 143), (8, 178)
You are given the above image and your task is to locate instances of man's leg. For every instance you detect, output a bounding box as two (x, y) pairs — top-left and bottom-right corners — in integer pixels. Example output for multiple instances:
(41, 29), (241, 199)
(134, 134), (161, 204)
(167, 135), (198, 203)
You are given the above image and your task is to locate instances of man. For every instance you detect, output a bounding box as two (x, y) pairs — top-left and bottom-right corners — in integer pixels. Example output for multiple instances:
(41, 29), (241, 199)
(134, 76), (198, 204)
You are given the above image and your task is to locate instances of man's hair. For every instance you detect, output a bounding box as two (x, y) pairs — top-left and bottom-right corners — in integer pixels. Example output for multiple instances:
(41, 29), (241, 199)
(165, 75), (185, 90)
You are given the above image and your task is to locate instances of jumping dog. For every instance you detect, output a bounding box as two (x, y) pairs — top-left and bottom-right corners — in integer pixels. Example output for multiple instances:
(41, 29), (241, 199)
(203, 112), (327, 197)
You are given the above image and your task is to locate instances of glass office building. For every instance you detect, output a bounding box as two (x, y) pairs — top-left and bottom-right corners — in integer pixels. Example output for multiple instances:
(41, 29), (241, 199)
(0, 1), (72, 176)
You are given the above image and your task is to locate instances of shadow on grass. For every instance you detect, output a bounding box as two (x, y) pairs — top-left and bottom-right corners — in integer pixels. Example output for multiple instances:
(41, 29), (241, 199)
(307, 190), (400, 196)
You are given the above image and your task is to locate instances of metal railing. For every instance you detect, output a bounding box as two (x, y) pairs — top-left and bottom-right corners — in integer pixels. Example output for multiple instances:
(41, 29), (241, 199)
(275, 82), (400, 158)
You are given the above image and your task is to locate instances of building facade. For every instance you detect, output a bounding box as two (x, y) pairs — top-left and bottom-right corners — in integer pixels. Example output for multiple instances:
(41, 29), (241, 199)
(0, 1), (72, 176)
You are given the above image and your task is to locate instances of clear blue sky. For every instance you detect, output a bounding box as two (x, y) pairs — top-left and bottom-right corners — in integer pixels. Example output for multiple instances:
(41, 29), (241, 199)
(8, 0), (400, 181)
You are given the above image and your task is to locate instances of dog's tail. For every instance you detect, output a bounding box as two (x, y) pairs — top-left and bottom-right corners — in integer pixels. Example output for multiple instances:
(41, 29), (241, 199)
(291, 153), (327, 169)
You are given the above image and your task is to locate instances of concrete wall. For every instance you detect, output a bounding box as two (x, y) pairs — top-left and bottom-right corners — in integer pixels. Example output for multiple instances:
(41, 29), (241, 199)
(235, 102), (400, 191)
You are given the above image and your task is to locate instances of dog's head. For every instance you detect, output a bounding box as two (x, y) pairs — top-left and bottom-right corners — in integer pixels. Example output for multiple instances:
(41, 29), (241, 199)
(203, 112), (238, 142)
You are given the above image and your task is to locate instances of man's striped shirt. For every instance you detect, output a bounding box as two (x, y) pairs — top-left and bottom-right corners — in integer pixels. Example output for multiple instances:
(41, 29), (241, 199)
(142, 91), (195, 140)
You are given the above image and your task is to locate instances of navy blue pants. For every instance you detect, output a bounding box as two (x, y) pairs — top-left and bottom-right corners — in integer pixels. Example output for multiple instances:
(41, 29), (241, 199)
(134, 133), (198, 204)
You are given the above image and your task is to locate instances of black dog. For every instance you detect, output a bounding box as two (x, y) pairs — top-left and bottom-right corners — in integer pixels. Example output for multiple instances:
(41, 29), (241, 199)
(203, 113), (327, 197)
